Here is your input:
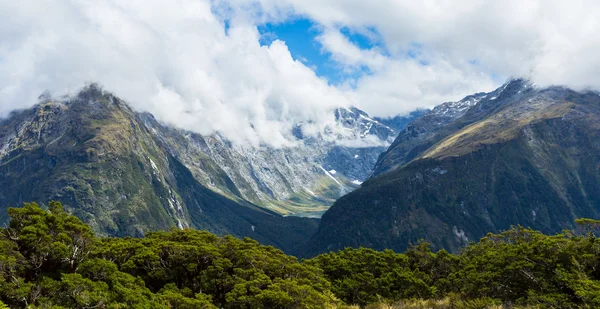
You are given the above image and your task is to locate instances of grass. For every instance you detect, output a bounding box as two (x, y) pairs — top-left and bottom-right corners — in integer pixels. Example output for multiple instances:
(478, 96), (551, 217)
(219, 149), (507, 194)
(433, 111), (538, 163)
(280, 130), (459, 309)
(262, 171), (360, 216)
(336, 297), (544, 309)
(422, 102), (573, 160)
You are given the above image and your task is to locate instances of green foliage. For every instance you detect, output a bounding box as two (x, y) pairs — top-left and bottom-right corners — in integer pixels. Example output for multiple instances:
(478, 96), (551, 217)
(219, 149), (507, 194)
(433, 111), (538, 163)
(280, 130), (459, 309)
(0, 202), (598, 308)
(307, 247), (433, 306)
(0, 202), (337, 309)
(96, 230), (335, 308)
(309, 226), (600, 308)
(575, 218), (600, 236)
(453, 226), (600, 308)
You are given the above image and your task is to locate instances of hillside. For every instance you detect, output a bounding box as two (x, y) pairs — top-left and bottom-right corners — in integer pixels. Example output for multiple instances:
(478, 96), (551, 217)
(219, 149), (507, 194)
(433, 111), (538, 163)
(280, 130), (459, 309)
(306, 79), (600, 255)
(0, 85), (317, 255)
(141, 106), (405, 218)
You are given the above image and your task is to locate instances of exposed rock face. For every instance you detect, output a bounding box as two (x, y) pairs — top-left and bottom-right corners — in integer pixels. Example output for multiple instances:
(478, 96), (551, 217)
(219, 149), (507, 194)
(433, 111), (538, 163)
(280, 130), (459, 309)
(305, 79), (600, 256)
(141, 106), (404, 217)
(0, 84), (419, 254)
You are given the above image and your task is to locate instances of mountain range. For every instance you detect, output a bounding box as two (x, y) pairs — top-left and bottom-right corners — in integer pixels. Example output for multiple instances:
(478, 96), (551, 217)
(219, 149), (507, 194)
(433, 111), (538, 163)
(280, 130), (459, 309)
(2, 79), (599, 257)
(305, 79), (600, 255)
(0, 84), (418, 255)
(139, 105), (406, 218)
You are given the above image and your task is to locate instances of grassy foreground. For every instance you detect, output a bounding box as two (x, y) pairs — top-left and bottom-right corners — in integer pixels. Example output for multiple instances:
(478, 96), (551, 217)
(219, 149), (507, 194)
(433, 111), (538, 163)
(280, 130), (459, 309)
(350, 298), (541, 308)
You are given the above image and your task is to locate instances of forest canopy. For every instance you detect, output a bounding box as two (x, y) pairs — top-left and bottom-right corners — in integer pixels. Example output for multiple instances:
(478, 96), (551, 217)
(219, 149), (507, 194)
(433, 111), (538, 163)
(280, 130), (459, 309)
(0, 202), (598, 308)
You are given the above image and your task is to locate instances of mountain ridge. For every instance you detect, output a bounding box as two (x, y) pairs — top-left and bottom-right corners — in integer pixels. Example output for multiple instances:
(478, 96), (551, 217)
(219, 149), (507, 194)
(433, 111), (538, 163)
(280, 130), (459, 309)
(0, 83), (424, 254)
(0, 84), (319, 255)
(139, 99), (408, 217)
(305, 79), (600, 256)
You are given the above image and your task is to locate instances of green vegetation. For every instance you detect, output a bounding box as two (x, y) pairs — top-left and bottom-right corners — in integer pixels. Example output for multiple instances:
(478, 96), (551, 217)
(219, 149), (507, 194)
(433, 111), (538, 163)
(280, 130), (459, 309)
(0, 202), (335, 308)
(0, 202), (599, 308)
(310, 226), (600, 308)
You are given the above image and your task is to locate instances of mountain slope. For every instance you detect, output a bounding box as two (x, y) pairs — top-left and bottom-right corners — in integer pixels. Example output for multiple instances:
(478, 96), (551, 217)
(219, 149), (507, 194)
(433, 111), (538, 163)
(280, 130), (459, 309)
(372, 92), (488, 176)
(0, 85), (317, 255)
(305, 80), (600, 255)
(374, 109), (428, 132)
(141, 106), (400, 217)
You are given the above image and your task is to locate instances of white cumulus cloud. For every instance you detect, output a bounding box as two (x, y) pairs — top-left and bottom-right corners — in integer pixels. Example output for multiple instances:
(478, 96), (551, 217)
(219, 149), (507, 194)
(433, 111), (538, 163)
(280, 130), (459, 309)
(236, 0), (600, 113)
(0, 0), (352, 147)
(2, 0), (600, 147)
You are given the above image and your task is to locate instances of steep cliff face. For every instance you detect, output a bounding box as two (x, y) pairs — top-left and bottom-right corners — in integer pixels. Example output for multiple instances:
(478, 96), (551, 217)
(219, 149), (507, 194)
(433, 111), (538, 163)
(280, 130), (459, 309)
(0, 85), (318, 255)
(305, 80), (600, 256)
(141, 106), (402, 217)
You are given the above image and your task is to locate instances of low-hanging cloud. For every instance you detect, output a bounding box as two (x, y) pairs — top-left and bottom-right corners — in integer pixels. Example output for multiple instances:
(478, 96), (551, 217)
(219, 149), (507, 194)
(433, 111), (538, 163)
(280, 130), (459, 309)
(2, 0), (600, 147)
(0, 0), (353, 147)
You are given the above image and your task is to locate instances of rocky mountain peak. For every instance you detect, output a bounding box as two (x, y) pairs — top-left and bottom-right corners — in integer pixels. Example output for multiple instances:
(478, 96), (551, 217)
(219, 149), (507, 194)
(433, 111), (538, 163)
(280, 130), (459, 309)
(0, 86), (322, 255)
(371, 78), (539, 176)
(146, 103), (403, 217)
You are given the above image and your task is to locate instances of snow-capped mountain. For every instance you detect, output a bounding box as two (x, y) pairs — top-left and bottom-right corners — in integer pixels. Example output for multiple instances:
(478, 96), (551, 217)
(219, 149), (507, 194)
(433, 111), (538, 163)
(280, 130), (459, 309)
(0, 83), (422, 238)
(143, 105), (404, 217)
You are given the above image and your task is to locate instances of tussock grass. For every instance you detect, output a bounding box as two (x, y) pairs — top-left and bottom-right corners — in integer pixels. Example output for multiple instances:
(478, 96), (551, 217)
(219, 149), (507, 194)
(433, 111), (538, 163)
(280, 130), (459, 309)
(340, 297), (544, 309)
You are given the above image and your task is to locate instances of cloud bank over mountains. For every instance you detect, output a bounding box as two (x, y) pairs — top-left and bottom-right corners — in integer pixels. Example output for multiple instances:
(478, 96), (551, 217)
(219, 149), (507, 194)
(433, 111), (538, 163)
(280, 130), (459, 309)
(1, 0), (599, 147)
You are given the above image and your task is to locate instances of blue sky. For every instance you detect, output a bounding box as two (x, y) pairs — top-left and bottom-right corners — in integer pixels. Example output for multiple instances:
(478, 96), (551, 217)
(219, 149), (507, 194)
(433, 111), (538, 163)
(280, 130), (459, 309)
(258, 18), (384, 85)
(258, 19), (337, 81)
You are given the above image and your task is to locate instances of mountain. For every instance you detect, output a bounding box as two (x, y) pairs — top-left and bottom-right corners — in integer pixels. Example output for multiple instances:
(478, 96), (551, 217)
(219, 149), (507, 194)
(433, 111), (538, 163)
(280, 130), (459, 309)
(374, 109), (428, 132)
(0, 85), (318, 255)
(305, 79), (600, 255)
(140, 106), (399, 218)
(372, 92), (488, 176)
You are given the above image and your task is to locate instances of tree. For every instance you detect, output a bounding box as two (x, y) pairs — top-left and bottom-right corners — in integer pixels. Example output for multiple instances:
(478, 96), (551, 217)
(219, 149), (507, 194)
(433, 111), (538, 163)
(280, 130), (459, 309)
(575, 218), (600, 237)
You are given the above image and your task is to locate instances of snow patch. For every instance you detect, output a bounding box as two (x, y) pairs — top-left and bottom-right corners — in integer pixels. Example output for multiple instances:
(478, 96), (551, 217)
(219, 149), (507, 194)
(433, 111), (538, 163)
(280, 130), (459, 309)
(354, 154), (359, 159)
(148, 157), (160, 175)
(351, 180), (362, 185)
(251, 225), (255, 232)
(453, 226), (469, 242)
(319, 166), (342, 186)
(360, 122), (373, 137)
(359, 114), (374, 122)
(304, 188), (316, 196)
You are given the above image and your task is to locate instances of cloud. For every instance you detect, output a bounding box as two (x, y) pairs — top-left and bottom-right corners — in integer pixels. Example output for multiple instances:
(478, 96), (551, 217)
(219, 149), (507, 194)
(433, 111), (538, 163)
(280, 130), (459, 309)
(0, 0), (352, 147)
(313, 27), (495, 115)
(2, 0), (600, 147)
(239, 0), (600, 110)
(315, 28), (387, 71)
